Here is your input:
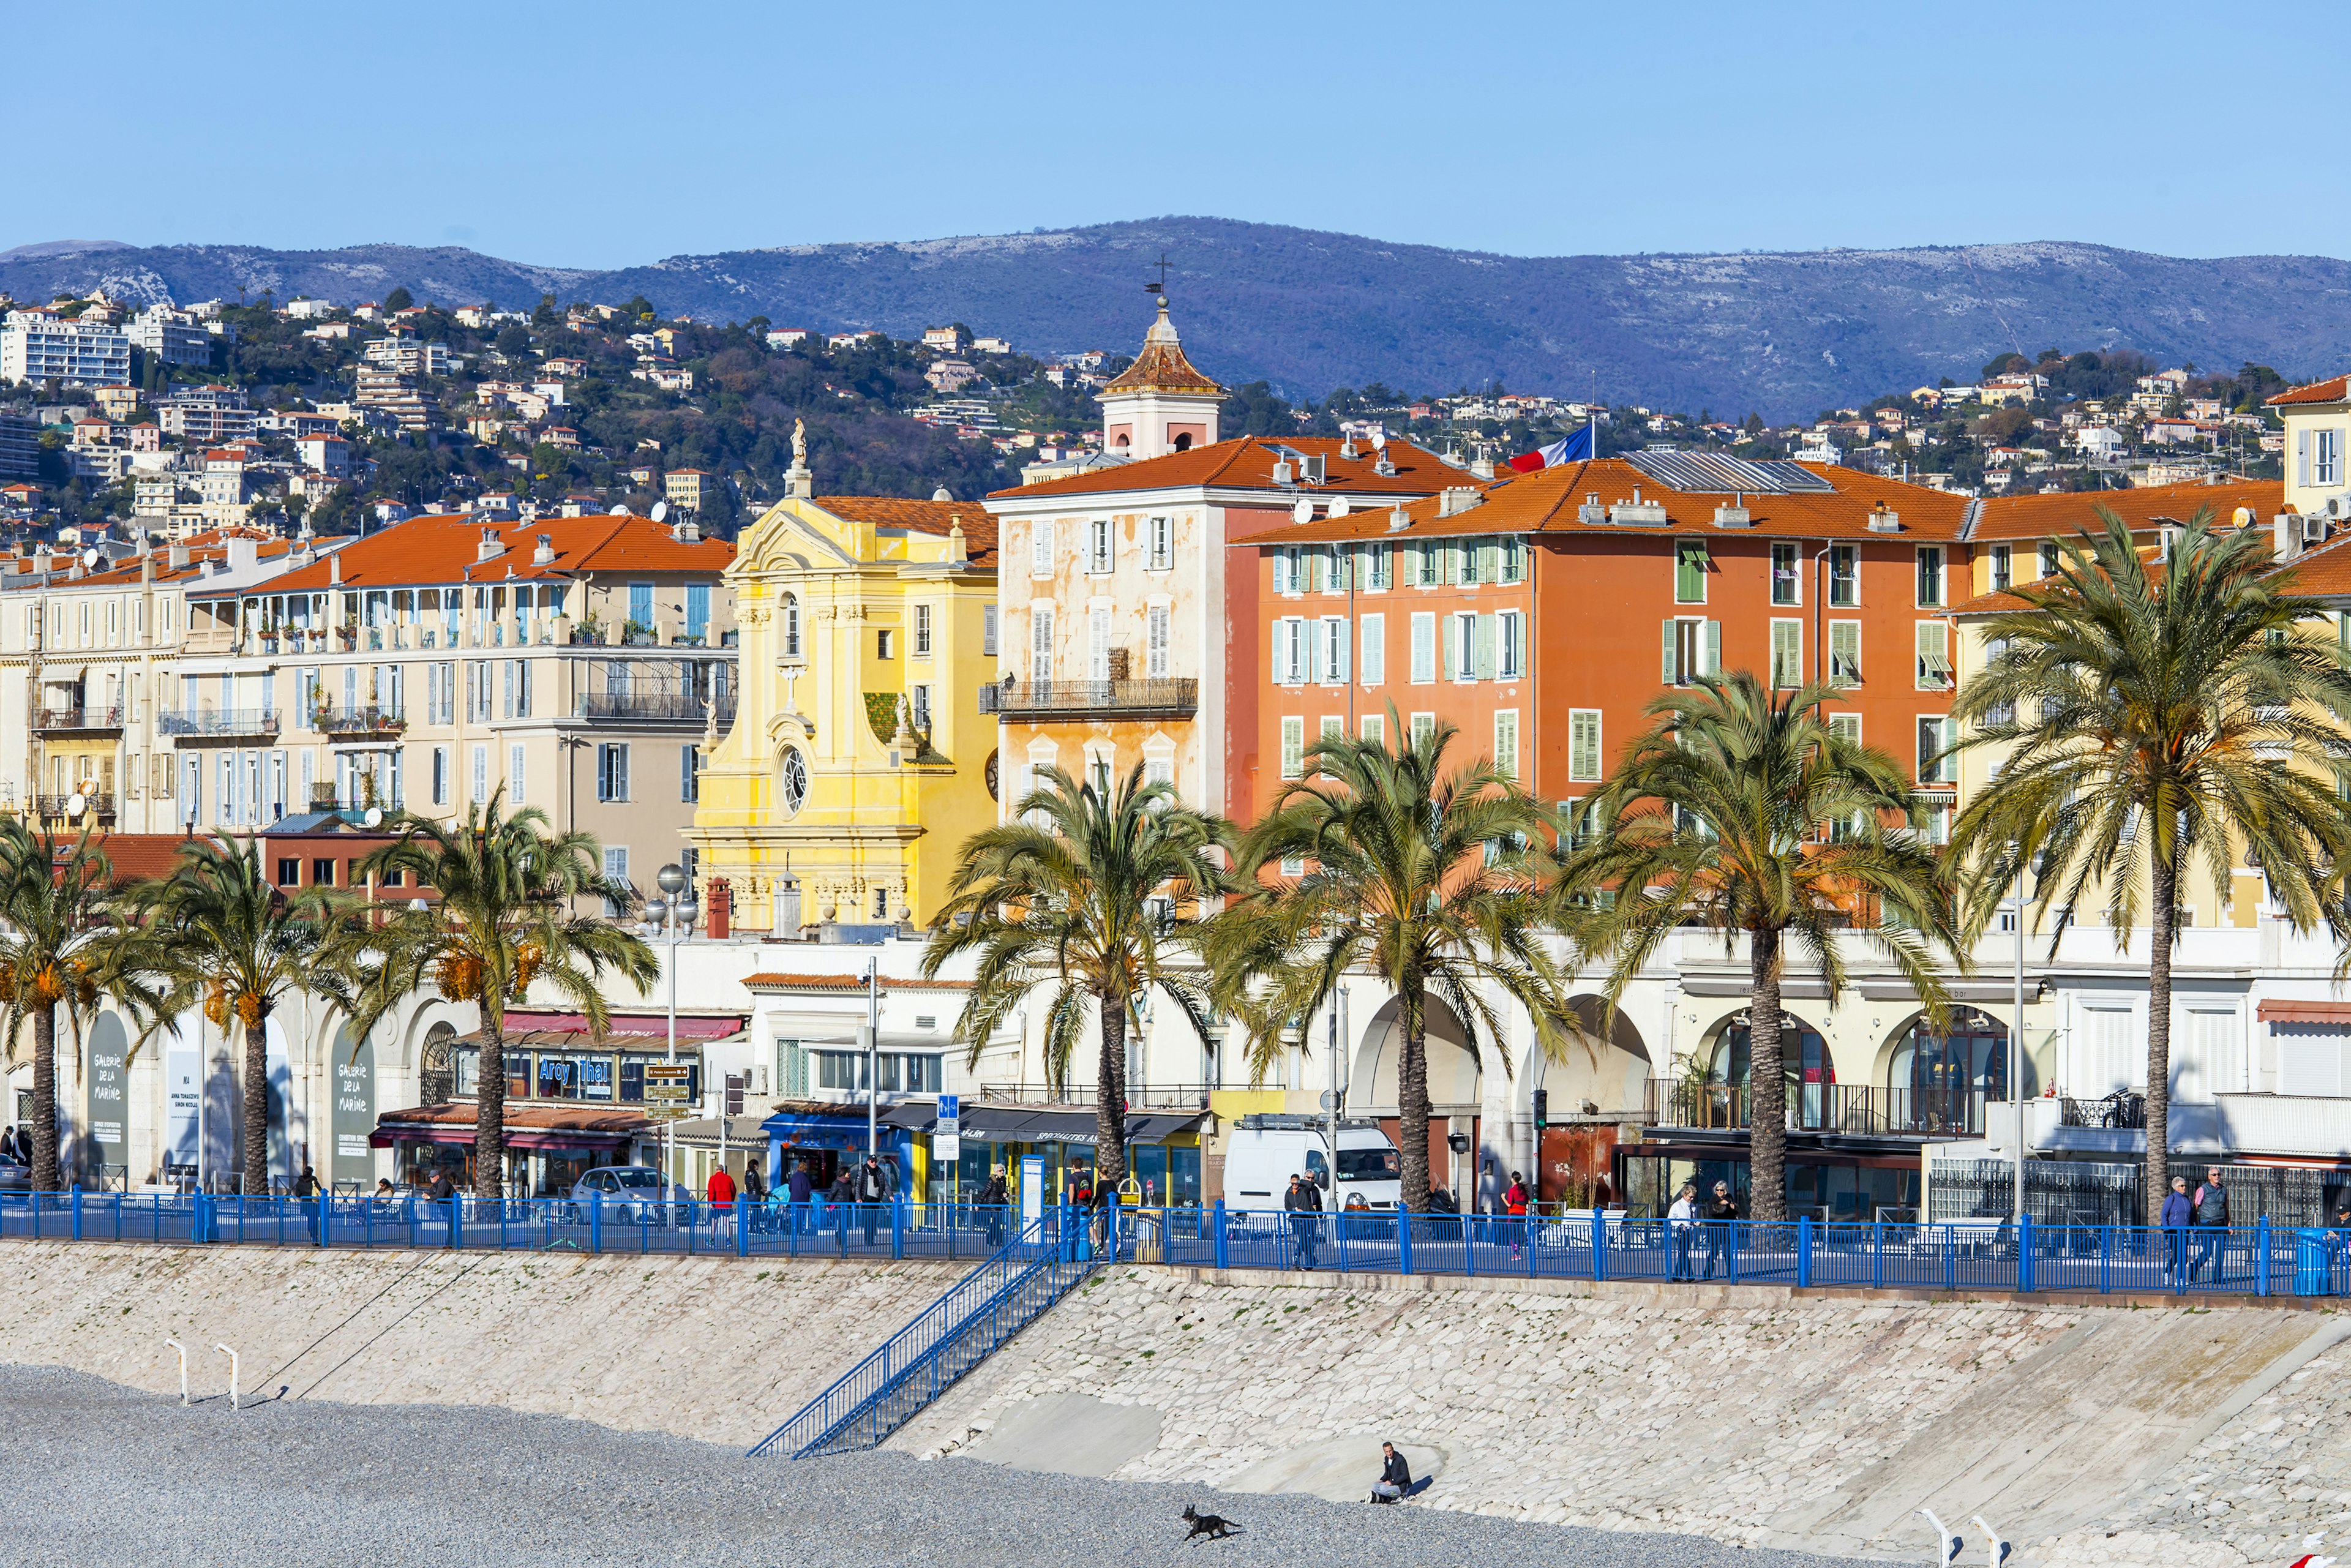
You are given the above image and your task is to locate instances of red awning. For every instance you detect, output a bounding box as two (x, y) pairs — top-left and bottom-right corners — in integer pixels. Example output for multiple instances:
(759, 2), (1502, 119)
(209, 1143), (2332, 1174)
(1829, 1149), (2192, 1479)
(370, 1123), (639, 1151)
(2256, 1000), (2351, 1024)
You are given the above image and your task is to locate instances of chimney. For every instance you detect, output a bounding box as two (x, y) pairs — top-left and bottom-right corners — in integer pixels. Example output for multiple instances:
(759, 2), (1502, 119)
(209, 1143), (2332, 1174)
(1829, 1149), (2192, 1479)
(705, 879), (732, 940)
(330, 552), (342, 585)
(1866, 503), (1902, 534)
(477, 525), (504, 562)
(168, 542), (190, 570)
(1270, 459), (1295, 485)
(948, 518), (967, 561)
(533, 533), (555, 565)
(1339, 437), (1359, 460)
(1468, 456), (1496, 481)
(1385, 505), (1411, 533)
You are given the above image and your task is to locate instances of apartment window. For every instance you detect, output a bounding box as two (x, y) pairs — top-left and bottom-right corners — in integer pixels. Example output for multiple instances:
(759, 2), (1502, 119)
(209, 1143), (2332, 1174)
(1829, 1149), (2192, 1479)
(1770, 619), (1802, 688)
(981, 603), (998, 658)
(603, 847), (630, 917)
(1147, 514), (1172, 570)
(1457, 539), (1482, 587)
(1915, 546), (1944, 607)
(1498, 610), (1523, 678)
(1990, 544), (2013, 593)
(1318, 616), (1350, 683)
(1827, 713), (1862, 746)
(1088, 517), (1113, 574)
(1917, 716), (1954, 785)
(1569, 710), (1602, 782)
(684, 583), (710, 643)
(1449, 612), (1480, 681)
(680, 745), (699, 803)
(1030, 607), (1052, 685)
(514, 661), (531, 718)
(1085, 607), (1111, 681)
(1146, 604), (1169, 678)
(1415, 541), (1441, 588)
(1499, 536), (1525, 585)
(1494, 710), (1518, 780)
(1280, 716), (1305, 779)
(1829, 621), (1862, 685)
(1361, 713), (1385, 746)
(431, 746), (449, 806)
(1829, 544), (1858, 607)
(626, 582), (653, 634)
(508, 742), (527, 805)
(2039, 540), (2060, 580)
(913, 604), (933, 658)
(1770, 542), (1801, 606)
(1913, 797), (1952, 846)
(1360, 612), (1385, 686)
(1320, 715), (1343, 742)
(313, 858), (336, 888)
(275, 858), (299, 887)
(1662, 617), (1721, 685)
(2320, 429), (2342, 489)
(597, 743), (631, 801)
(876, 629), (894, 659)
(1409, 613), (1435, 684)
(1367, 542), (1392, 590)
(1409, 712), (1435, 747)
(1916, 621), (1952, 689)
(912, 683), (931, 732)
(1277, 617), (1306, 685)
(1030, 520), (1052, 577)
(471, 744), (489, 804)
(1675, 539), (1709, 603)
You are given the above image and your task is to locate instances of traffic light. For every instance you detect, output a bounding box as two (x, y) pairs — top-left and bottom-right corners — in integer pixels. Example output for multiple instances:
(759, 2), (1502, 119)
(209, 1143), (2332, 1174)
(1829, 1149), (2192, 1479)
(1532, 1089), (1548, 1129)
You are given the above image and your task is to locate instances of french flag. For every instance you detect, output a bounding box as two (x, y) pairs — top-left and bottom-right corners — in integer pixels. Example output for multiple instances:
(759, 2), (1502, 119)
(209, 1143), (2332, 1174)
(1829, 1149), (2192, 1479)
(1508, 424), (1594, 472)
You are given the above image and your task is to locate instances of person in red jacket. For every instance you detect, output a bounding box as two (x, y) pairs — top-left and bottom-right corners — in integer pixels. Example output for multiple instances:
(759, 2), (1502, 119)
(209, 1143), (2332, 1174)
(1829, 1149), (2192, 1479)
(707, 1164), (737, 1239)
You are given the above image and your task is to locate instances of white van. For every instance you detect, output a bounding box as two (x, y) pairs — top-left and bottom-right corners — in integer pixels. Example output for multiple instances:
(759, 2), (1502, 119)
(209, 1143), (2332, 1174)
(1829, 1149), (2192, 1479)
(1222, 1115), (1403, 1209)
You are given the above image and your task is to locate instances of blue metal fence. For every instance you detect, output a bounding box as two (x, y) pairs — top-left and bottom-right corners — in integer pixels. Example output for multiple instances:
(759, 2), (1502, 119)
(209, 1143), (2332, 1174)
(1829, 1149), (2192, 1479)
(7, 1188), (2349, 1299)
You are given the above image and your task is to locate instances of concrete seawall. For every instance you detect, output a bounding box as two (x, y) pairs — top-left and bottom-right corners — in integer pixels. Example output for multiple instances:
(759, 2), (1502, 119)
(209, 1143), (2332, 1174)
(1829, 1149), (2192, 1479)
(4, 1243), (2346, 1565)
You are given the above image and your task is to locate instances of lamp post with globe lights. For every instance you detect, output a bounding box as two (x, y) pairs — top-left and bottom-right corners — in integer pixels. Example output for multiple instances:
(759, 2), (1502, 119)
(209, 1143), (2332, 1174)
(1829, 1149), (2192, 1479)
(644, 864), (697, 1190)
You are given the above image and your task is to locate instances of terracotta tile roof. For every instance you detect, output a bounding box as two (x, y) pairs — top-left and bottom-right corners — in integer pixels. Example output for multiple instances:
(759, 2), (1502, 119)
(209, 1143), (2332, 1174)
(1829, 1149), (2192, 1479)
(2268, 374), (2350, 407)
(812, 496), (999, 566)
(1967, 479), (2281, 542)
(1239, 457), (1973, 546)
(991, 435), (1453, 503)
(1098, 304), (1224, 397)
(64, 833), (201, 885)
(1948, 547), (2173, 617)
(742, 972), (975, 991)
(2, 533), (301, 592)
(2264, 528), (2351, 598)
(190, 511), (732, 598)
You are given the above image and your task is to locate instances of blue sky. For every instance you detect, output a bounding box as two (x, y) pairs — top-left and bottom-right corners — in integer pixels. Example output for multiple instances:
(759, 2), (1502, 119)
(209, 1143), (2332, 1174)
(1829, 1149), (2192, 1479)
(10, 2), (2321, 268)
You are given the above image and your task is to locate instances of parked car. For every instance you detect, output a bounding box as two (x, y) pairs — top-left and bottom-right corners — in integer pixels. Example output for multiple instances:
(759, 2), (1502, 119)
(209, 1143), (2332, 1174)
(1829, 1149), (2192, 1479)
(566, 1165), (691, 1227)
(0, 1156), (26, 1195)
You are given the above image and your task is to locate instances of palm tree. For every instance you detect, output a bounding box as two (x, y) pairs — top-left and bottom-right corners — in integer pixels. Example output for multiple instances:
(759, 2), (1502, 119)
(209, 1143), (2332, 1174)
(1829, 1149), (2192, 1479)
(129, 833), (365, 1197)
(924, 764), (1231, 1193)
(0, 821), (159, 1193)
(355, 790), (657, 1201)
(1215, 714), (1580, 1215)
(1948, 505), (2351, 1225)
(1570, 672), (1959, 1222)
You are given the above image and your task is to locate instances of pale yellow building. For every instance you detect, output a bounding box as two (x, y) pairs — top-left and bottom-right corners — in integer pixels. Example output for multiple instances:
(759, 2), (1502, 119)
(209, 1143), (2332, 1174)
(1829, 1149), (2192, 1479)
(686, 432), (999, 934)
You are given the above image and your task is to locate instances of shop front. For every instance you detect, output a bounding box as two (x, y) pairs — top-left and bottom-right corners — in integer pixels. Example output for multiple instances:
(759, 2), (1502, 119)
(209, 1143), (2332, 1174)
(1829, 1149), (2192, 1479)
(369, 1103), (649, 1195)
(912, 1103), (1205, 1211)
(1615, 1131), (1925, 1221)
(762, 1102), (913, 1201)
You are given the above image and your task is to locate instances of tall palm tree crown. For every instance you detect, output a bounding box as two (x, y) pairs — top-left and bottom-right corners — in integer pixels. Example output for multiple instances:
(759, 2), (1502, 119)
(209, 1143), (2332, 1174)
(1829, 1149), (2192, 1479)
(0, 822), (157, 1193)
(924, 763), (1231, 1193)
(356, 790), (656, 1201)
(1569, 672), (1958, 1221)
(129, 833), (366, 1196)
(1948, 505), (2351, 1224)
(1216, 714), (1579, 1215)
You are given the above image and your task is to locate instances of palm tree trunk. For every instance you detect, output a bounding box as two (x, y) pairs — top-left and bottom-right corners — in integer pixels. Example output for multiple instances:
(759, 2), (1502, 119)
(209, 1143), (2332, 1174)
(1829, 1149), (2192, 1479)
(476, 1011), (508, 1201)
(1398, 992), (1432, 1214)
(1095, 989), (1126, 1193)
(1747, 926), (1788, 1223)
(29, 1005), (59, 1193)
(241, 1017), (271, 1196)
(2143, 849), (2177, 1228)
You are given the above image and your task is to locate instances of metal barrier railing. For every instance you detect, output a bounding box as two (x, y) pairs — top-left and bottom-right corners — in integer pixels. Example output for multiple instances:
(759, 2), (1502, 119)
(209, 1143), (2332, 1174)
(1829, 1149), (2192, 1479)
(6, 1190), (2347, 1301)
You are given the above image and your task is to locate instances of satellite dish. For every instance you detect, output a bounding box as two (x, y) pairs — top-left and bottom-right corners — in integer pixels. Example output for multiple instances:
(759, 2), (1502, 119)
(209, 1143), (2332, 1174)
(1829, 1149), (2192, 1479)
(650, 500), (669, 523)
(65, 793), (86, 817)
(1329, 497), (1351, 519)
(362, 807), (384, 828)
(1291, 497), (1314, 525)
(81, 547), (99, 568)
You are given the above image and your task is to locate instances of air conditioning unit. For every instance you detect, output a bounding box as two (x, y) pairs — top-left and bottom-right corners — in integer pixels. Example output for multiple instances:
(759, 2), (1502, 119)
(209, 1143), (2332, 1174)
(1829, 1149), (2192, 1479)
(2305, 514), (2330, 545)
(1300, 454), (1326, 485)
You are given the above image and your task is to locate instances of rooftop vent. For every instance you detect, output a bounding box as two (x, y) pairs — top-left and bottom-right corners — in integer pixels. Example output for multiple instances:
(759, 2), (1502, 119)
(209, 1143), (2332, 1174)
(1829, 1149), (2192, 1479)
(1373, 452), (1396, 477)
(1339, 438), (1359, 460)
(1866, 504), (1902, 533)
(1608, 487), (1669, 526)
(1468, 456), (1496, 481)
(1577, 492), (1607, 525)
(478, 525), (505, 562)
(1270, 459), (1295, 485)
(533, 533), (555, 565)
(1437, 486), (1483, 518)
(1386, 505), (1412, 532)
(1712, 490), (1752, 528)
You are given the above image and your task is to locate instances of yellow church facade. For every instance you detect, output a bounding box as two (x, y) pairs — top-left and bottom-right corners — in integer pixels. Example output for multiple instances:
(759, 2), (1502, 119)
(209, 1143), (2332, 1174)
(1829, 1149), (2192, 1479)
(686, 437), (1000, 934)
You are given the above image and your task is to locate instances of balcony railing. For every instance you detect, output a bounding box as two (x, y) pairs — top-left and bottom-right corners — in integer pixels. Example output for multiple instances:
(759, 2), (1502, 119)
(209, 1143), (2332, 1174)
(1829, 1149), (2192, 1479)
(159, 708), (280, 739)
(317, 705), (407, 737)
(980, 1082), (1213, 1111)
(576, 690), (739, 725)
(36, 706), (123, 733)
(36, 792), (113, 819)
(981, 677), (1198, 721)
(1644, 1077), (1992, 1138)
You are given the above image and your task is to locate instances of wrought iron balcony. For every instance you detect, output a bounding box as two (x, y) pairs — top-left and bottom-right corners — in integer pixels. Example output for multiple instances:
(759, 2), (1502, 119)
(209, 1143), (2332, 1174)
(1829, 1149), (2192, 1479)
(981, 677), (1198, 722)
(1643, 1076), (1993, 1138)
(980, 1082), (1213, 1111)
(317, 705), (407, 738)
(36, 705), (124, 734)
(575, 689), (739, 725)
(36, 792), (113, 819)
(159, 708), (280, 740)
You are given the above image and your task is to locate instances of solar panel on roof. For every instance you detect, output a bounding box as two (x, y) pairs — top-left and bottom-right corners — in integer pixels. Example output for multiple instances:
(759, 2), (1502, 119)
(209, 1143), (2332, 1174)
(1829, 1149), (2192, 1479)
(1622, 450), (1839, 495)
(1744, 459), (1837, 493)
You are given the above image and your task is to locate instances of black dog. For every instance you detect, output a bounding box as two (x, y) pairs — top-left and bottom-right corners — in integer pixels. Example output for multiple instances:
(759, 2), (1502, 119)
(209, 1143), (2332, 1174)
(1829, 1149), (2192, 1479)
(1180, 1504), (1241, 1542)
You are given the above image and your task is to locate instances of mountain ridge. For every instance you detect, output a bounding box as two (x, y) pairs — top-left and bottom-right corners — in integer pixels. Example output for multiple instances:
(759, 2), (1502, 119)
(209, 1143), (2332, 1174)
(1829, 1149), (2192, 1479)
(2, 218), (2346, 419)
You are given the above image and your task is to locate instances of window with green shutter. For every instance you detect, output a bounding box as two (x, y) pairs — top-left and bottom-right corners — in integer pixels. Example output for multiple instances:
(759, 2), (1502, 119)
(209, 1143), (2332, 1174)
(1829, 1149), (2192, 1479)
(1494, 710), (1518, 779)
(1830, 621), (1862, 685)
(1676, 539), (1709, 602)
(1280, 717), (1305, 778)
(1569, 710), (1602, 781)
(1770, 620), (1802, 688)
(1458, 539), (1480, 587)
(1501, 536), (1524, 583)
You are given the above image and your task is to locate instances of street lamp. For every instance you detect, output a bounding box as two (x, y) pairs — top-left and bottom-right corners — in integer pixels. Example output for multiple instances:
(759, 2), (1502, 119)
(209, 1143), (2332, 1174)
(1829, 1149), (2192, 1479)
(651, 864), (696, 1188)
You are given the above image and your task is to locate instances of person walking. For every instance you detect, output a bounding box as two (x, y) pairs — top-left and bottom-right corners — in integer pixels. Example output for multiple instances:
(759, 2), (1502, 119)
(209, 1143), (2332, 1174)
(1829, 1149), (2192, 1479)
(1284, 1172), (1323, 1270)
(706, 1162), (737, 1242)
(425, 1165), (459, 1248)
(855, 1153), (890, 1248)
(1370, 1441), (1413, 1504)
(2160, 1174), (2193, 1288)
(294, 1162), (321, 1244)
(0, 1125), (17, 1163)
(1667, 1180), (1700, 1281)
(976, 1164), (1010, 1247)
(787, 1157), (814, 1236)
(828, 1165), (856, 1248)
(2189, 1166), (2230, 1285)
(1503, 1169), (1531, 1260)
(1700, 1180), (1741, 1280)
(741, 1157), (769, 1235)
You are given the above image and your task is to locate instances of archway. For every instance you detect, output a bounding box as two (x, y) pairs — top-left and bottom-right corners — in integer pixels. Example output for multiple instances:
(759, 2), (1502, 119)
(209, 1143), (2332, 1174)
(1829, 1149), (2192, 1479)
(1698, 1007), (1836, 1130)
(1172, 432), (1193, 452)
(1532, 996), (1649, 1117)
(1884, 1005), (2015, 1134)
(418, 1021), (457, 1105)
